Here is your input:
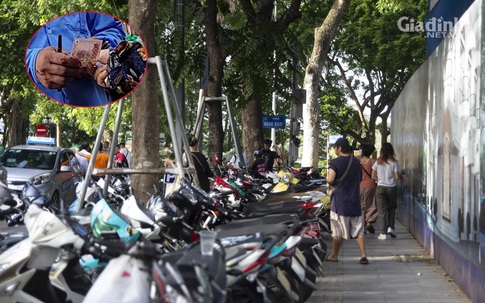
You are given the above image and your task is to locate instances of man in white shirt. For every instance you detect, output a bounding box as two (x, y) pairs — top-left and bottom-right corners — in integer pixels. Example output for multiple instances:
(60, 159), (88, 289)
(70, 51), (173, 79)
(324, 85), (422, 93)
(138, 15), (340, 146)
(119, 142), (131, 167)
(228, 153), (248, 169)
(75, 142), (91, 173)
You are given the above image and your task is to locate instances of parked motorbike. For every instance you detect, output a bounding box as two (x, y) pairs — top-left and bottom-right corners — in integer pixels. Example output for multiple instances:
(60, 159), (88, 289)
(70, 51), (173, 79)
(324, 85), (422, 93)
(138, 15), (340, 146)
(0, 182), (75, 253)
(84, 237), (228, 303)
(0, 191), (95, 303)
(215, 213), (317, 302)
(270, 169), (301, 193)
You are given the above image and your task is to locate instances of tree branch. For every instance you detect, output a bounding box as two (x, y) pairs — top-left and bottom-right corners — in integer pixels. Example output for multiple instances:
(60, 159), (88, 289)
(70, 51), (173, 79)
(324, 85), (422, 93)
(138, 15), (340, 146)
(278, 0), (303, 28)
(328, 56), (368, 135)
(240, 0), (257, 24)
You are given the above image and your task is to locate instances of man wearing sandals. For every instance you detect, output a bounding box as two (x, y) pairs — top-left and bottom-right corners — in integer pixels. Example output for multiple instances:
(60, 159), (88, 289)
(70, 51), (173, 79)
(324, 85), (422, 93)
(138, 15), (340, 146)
(325, 138), (369, 265)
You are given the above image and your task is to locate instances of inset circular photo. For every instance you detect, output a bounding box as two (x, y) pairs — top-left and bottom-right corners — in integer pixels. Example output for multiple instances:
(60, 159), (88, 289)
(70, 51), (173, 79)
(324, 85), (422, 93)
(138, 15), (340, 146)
(25, 11), (148, 107)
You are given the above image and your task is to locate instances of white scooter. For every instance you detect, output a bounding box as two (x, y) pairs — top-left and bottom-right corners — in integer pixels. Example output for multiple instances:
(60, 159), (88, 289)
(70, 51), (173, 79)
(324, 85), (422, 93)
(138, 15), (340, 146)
(0, 199), (92, 303)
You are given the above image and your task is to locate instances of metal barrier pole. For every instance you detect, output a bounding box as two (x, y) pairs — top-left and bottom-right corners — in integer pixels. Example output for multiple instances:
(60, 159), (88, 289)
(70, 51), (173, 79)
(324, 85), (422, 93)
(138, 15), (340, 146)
(77, 104), (111, 213)
(148, 56), (185, 180)
(103, 98), (125, 197)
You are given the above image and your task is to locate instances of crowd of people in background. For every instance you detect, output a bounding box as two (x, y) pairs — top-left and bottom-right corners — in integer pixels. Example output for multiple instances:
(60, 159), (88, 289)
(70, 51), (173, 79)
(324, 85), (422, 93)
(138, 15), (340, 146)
(248, 138), (282, 178)
(71, 140), (131, 180)
(71, 135), (403, 250)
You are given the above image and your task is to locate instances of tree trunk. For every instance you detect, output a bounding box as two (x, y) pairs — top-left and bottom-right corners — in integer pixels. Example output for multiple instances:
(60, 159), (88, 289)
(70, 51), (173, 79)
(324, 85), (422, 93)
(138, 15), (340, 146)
(128, 0), (160, 202)
(7, 99), (28, 147)
(301, 0), (350, 167)
(242, 99), (264, 165)
(380, 113), (390, 146)
(204, 0), (224, 164)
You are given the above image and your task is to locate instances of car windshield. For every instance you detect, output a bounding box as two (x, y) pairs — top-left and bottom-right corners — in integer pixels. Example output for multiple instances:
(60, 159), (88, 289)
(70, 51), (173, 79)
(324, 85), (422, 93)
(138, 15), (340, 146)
(0, 149), (57, 170)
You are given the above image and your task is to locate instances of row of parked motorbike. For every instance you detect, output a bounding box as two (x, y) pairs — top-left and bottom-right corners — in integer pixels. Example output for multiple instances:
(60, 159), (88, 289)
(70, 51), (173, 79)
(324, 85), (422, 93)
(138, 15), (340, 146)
(0, 156), (330, 303)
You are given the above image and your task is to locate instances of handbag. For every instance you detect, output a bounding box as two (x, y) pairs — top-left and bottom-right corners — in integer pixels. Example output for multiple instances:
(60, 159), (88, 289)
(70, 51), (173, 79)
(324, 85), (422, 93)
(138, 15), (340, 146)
(327, 155), (353, 200)
(106, 40), (147, 100)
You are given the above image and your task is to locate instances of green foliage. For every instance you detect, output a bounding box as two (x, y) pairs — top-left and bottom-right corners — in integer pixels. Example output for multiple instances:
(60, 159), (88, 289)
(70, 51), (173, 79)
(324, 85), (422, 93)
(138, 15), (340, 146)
(335, 0), (426, 88)
(320, 0), (427, 143)
(0, 0), (129, 146)
(0, 0), (428, 151)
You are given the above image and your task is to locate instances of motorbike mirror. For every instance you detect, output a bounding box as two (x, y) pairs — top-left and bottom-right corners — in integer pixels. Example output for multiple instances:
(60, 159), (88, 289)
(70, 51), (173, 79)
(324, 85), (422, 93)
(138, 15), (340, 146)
(213, 154), (220, 165)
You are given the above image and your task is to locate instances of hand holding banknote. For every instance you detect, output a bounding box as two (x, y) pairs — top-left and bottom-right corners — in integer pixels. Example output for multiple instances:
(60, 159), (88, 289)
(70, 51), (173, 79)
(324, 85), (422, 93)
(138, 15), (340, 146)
(35, 47), (83, 90)
(71, 38), (110, 87)
(70, 38), (102, 67)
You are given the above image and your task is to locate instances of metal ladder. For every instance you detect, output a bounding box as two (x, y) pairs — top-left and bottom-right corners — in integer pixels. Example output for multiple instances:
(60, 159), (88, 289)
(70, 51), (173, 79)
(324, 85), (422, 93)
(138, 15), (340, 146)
(75, 56), (197, 212)
(193, 94), (247, 172)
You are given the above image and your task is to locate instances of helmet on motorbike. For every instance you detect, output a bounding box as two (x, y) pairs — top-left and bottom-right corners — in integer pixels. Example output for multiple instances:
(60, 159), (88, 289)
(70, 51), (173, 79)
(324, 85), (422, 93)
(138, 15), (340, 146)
(147, 192), (184, 226)
(20, 183), (42, 203)
(90, 198), (140, 245)
(30, 195), (49, 207)
(253, 150), (261, 157)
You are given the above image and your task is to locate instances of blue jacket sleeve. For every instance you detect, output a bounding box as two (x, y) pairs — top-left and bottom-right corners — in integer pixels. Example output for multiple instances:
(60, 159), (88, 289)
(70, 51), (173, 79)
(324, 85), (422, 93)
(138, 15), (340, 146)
(26, 47), (43, 87)
(86, 12), (125, 48)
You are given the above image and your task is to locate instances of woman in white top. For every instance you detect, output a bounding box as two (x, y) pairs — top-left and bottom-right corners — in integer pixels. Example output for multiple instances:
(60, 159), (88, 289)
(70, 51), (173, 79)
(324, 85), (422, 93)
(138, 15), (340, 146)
(372, 143), (403, 240)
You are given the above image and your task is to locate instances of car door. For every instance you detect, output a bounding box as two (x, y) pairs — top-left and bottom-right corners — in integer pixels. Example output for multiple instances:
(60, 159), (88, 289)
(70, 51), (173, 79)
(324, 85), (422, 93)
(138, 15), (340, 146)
(56, 150), (80, 204)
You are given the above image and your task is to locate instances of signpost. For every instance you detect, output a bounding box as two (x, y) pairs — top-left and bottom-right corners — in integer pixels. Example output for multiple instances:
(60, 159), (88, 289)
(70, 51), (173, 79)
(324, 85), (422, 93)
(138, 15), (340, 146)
(262, 115), (286, 129)
(35, 124), (48, 137)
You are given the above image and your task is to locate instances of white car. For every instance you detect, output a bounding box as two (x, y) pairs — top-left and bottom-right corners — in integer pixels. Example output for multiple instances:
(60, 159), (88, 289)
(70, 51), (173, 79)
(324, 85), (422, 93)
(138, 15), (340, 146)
(0, 145), (82, 208)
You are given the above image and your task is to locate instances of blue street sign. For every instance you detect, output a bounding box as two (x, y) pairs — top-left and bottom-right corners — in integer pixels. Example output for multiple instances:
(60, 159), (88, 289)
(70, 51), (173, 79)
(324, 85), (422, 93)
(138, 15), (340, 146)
(164, 162), (176, 183)
(263, 115), (286, 129)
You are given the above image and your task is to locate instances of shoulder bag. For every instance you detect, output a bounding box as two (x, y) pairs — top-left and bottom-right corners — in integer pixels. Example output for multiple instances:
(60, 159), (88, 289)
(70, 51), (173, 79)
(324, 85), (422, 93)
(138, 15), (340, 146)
(360, 161), (372, 178)
(327, 156), (353, 200)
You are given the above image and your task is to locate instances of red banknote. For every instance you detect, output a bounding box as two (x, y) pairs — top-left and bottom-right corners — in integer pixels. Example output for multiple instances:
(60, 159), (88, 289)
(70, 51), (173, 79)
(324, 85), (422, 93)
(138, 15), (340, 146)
(70, 38), (102, 67)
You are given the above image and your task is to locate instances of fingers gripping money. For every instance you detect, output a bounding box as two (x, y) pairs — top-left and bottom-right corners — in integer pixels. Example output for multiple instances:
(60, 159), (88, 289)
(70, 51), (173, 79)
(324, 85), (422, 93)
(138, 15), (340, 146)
(35, 46), (83, 90)
(26, 11), (138, 107)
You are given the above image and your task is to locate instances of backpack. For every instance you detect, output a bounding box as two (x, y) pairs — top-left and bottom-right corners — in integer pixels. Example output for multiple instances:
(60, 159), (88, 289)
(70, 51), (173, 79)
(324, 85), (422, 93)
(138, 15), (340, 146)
(257, 161), (267, 174)
(121, 157), (129, 168)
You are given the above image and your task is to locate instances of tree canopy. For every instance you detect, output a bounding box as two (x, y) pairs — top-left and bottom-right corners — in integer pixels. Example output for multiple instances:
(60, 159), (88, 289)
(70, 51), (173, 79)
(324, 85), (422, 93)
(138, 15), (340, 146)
(320, 0), (427, 147)
(0, 0), (429, 171)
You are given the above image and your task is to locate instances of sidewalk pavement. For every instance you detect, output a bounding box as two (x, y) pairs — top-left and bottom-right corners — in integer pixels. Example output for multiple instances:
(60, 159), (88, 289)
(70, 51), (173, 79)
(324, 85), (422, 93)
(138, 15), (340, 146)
(307, 219), (472, 303)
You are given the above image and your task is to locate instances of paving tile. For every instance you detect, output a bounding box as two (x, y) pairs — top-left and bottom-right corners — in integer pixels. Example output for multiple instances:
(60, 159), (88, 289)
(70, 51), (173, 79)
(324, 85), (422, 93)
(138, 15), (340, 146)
(307, 220), (471, 302)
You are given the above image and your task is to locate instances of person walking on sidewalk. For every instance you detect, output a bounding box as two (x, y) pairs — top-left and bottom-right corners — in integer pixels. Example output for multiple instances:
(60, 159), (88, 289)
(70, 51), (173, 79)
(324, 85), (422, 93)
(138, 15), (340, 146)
(326, 138), (368, 264)
(360, 144), (378, 234)
(372, 142), (403, 240)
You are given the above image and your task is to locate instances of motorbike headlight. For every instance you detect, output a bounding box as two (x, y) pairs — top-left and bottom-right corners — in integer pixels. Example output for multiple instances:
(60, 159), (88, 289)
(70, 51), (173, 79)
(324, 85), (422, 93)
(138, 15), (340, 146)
(281, 173), (291, 184)
(32, 173), (50, 185)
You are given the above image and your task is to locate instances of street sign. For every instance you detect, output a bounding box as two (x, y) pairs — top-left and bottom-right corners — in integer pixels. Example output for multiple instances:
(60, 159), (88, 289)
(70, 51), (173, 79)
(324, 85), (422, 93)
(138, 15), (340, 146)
(35, 124), (48, 137)
(163, 161), (176, 183)
(263, 115), (286, 129)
